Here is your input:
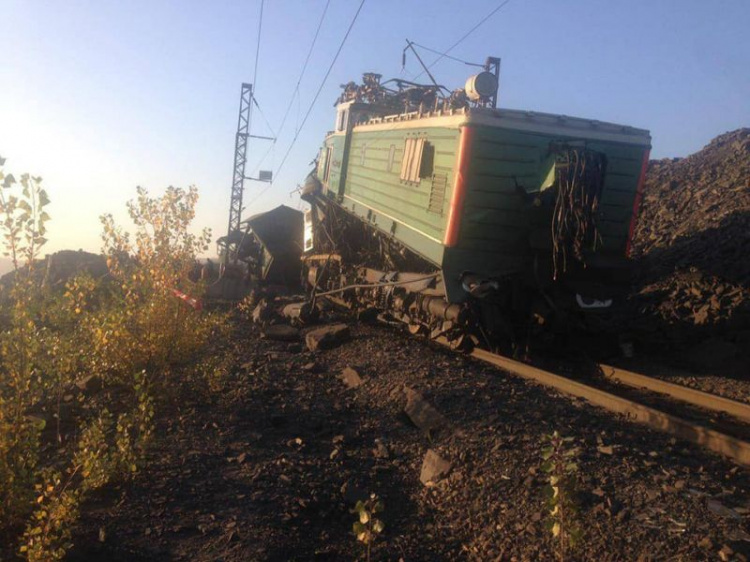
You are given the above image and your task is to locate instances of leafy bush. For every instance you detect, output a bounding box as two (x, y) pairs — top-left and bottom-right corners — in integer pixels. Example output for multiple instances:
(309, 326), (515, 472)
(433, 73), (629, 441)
(99, 185), (215, 378)
(0, 161), (52, 531)
(0, 157), (223, 560)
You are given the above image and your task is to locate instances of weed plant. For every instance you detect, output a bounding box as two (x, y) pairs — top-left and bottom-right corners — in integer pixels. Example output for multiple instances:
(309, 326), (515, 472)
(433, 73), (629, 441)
(541, 431), (582, 562)
(352, 494), (385, 562)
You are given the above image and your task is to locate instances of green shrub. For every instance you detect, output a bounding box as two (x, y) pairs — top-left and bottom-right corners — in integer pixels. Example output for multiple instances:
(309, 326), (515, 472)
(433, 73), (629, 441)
(1, 157), (223, 560)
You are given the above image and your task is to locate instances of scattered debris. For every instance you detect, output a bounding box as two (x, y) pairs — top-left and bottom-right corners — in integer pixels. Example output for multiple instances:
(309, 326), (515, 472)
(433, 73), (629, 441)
(252, 299), (273, 325)
(420, 449), (452, 485)
(282, 301), (319, 325)
(301, 361), (319, 373)
(403, 387), (447, 433)
(261, 324), (300, 342)
(372, 439), (390, 459)
(305, 323), (350, 352)
(707, 498), (742, 520)
(340, 366), (363, 389)
(64, 319), (750, 561)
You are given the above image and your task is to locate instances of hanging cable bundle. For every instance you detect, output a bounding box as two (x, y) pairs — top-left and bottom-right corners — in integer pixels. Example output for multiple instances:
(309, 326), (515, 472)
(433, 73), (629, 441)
(550, 148), (607, 280)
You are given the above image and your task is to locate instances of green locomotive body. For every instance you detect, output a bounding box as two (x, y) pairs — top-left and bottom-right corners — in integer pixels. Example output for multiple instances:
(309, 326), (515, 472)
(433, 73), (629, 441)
(315, 101), (649, 300)
(303, 66), (651, 348)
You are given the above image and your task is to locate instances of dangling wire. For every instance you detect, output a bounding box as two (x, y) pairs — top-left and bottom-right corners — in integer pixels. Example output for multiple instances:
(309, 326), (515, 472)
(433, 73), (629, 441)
(412, 0), (513, 82)
(551, 148), (607, 280)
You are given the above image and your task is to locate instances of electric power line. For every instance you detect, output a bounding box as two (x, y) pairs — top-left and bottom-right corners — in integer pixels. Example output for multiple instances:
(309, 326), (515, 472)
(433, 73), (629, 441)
(275, 0), (332, 141)
(246, 0), (367, 208)
(276, 0), (367, 177)
(252, 0), (265, 85)
(247, 0), (330, 178)
(252, 97), (277, 138)
(410, 42), (484, 68)
(414, 0), (512, 81)
(248, 136), (275, 177)
(240, 0), (266, 180)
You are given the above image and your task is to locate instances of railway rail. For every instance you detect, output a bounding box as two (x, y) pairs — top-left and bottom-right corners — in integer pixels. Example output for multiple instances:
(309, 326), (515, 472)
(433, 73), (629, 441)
(314, 287), (750, 468)
(430, 334), (750, 468)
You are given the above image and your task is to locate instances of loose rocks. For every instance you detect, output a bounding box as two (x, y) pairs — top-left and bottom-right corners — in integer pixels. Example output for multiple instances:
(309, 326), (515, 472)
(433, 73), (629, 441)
(305, 323), (350, 352)
(282, 301), (319, 325)
(403, 387), (447, 433)
(252, 300), (273, 325)
(339, 366), (363, 389)
(261, 324), (300, 342)
(420, 449), (452, 485)
(629, 128), (750, 363)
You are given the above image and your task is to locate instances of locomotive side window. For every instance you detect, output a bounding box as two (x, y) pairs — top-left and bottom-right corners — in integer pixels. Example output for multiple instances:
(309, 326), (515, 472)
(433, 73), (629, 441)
(387, 144), (396, 172)
(323, 146), (334, 183)
(400, 137), (425, 183)
(336, 108), (349, 132)
(317, 147), (326, 177)
(420, 142), (434, 178)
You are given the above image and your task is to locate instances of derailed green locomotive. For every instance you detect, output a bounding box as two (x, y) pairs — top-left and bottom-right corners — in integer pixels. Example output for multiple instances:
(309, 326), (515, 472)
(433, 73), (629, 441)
(301, 61), (651, 351)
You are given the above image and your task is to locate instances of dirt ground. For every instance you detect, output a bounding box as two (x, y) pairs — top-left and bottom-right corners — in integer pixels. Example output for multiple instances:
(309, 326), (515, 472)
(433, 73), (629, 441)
(66, 317), (750, 561)
(11, 129), (749, 561)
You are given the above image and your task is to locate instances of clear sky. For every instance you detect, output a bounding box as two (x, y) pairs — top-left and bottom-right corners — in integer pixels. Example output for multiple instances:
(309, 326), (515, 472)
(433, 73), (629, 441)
(2, 0), (748, 256)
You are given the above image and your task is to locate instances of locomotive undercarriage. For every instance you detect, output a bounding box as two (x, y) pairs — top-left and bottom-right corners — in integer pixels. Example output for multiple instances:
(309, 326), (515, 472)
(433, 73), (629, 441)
(300, 193), (583, 356)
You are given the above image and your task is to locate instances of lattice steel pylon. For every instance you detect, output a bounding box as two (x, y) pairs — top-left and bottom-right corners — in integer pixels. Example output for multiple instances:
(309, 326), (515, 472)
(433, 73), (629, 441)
(224, 82), (254, 264)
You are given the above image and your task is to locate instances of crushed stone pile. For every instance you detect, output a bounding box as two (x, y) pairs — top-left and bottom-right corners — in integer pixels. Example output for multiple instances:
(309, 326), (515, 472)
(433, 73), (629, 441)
(629, 128), (750, 363)
(633, 128), (750, 278)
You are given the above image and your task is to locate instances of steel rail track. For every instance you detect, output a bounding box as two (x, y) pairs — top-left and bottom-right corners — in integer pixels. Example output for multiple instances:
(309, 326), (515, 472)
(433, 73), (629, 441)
(431, 337), (750, 468)
(322, 294), (750, 467)
(597, 363), (750, 423)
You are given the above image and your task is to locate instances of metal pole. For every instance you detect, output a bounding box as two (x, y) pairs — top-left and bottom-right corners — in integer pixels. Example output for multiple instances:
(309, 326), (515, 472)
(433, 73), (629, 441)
(225, 83), (254, 265)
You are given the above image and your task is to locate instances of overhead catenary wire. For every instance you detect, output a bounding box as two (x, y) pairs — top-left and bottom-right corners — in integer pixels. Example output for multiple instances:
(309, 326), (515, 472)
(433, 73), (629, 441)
(276, 0), (332, 141)
(409, 42), (485, 68)
(248, 0), (331, 178)
(252, 97), (277, 138)
(341, 0), (514, 156)
(250, 0), (507, 209)
(233, 0), (266, 203)
(243, 0), (265, 141)
(413, 0), (512, 81)
(252, 0), (265, 86)
(246, 0), (367, 208)
(249, 140), (276, 178)
(225, 0), (265, 258)
(275, 0), (367, 177)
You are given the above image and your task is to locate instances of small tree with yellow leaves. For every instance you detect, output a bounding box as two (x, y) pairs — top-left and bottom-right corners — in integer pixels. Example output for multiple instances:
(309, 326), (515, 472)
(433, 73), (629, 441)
(0, 157), (52, 529)
(99, 185), (214, 379)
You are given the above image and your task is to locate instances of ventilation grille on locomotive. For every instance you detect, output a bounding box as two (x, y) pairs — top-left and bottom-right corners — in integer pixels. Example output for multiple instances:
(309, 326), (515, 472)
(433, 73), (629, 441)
(429, 174), (447, 215)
